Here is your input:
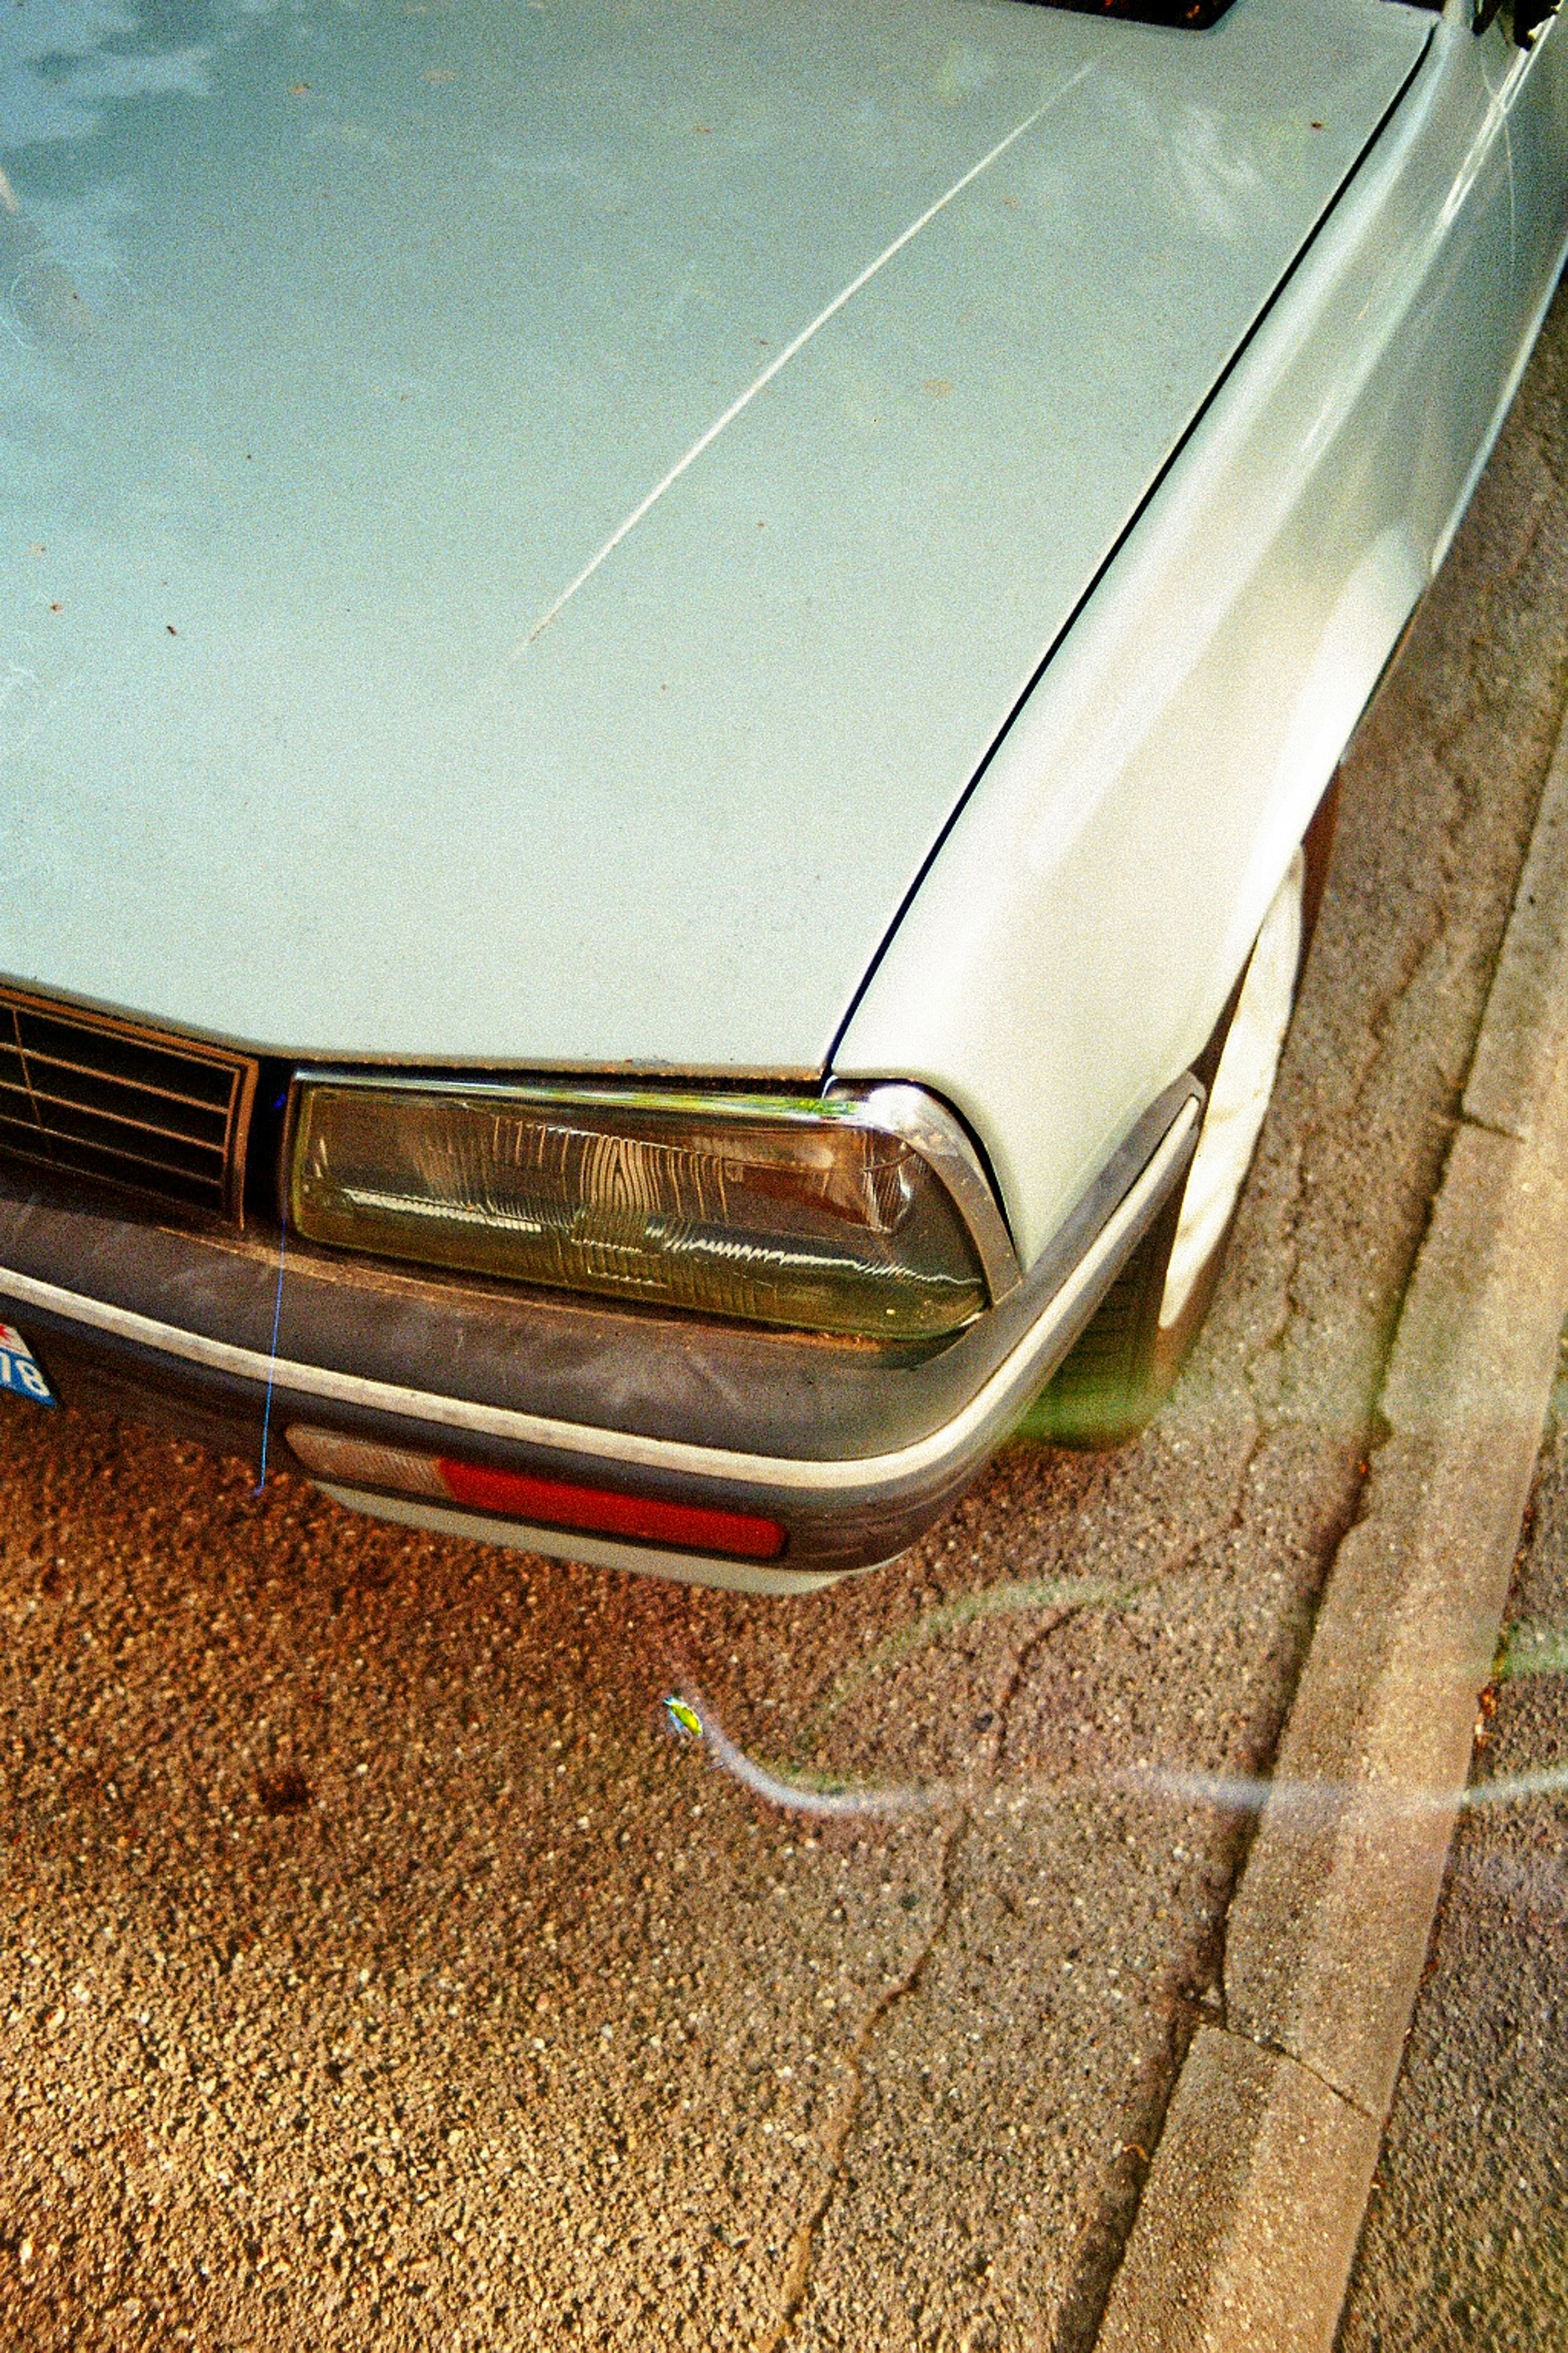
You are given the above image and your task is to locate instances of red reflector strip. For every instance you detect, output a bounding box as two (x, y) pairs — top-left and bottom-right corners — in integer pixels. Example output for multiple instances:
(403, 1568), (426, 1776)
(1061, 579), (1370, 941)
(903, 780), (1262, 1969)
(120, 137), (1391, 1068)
(435, 1457), (786, 1561)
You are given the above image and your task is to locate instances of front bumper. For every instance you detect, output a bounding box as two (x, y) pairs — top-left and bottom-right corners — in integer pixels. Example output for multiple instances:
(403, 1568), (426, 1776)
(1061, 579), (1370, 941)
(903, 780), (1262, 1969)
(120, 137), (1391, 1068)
(0, 1080), (1200, 1588)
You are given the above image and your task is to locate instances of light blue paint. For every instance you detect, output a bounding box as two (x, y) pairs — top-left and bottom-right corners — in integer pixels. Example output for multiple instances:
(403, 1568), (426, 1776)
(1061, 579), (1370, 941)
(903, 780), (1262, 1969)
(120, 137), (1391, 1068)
(0, 0), (1424, 1075)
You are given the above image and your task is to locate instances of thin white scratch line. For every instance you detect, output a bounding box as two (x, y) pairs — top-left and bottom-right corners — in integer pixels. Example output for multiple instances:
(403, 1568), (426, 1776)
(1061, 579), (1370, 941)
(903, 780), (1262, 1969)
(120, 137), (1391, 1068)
(511, 68), (1089, 657)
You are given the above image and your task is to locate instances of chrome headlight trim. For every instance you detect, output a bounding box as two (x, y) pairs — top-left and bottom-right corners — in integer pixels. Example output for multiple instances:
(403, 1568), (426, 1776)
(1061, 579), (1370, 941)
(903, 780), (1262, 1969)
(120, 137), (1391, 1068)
(820, 1081), (1021, 1304)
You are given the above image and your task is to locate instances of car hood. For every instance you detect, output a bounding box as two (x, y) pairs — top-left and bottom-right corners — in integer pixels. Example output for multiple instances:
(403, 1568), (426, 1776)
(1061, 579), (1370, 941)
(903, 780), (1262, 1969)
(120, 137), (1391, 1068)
(0, 0), (1424, 1071)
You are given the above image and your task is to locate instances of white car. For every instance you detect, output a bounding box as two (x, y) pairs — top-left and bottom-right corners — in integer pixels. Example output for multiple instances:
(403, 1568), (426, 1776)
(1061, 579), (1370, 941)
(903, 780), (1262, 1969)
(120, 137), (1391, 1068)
(0, 0), (1563, 1588)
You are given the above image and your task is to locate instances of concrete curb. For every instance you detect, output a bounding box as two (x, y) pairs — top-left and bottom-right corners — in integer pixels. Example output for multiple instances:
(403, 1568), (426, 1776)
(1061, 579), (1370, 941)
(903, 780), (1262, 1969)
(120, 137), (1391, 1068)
(1095, 702), (1568, 2353)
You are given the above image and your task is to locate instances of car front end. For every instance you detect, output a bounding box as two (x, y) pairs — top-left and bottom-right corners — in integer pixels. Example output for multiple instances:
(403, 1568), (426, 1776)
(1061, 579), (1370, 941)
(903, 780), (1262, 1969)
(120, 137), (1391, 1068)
(3, 0), (1552, 1583)
(0, 994), (1201, 1585)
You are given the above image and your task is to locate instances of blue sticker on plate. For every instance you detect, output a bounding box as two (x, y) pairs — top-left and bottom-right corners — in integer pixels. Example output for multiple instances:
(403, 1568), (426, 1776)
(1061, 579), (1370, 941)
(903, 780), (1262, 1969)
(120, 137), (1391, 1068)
(0, 1322), (53, 1405)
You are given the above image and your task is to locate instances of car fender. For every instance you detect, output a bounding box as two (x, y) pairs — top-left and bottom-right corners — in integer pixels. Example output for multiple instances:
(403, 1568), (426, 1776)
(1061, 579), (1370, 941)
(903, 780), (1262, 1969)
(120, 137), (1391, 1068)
(1220, 521), (1428, 986)
(834, 13), (1537, 1270)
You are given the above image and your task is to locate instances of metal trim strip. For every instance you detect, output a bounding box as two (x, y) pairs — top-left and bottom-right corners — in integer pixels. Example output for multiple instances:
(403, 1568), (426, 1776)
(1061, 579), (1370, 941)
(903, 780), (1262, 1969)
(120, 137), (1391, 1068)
(314, 1484), (854, 1595)
(0, 1099), (1198, 1498)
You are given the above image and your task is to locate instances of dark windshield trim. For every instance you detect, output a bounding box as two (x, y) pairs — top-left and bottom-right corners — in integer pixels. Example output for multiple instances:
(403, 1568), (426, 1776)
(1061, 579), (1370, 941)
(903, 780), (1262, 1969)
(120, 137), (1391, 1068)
(1017, 0), (1236, 27)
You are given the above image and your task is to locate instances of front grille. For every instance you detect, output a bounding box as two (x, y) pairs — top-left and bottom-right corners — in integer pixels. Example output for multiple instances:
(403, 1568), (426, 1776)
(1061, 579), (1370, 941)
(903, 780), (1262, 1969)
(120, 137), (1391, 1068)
(0, 986), (257, 1222)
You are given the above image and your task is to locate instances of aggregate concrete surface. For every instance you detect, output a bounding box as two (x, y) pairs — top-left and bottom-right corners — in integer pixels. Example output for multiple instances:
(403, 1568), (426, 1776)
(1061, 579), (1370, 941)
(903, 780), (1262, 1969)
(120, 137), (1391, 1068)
(1, 293), (1566, 2353)
(1337, 1342), (1568, 2353)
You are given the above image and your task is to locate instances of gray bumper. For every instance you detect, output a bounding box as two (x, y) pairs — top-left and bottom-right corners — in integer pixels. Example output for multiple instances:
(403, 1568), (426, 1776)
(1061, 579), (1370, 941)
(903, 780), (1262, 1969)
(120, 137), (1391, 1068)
(0, 1083), (1199, 1584)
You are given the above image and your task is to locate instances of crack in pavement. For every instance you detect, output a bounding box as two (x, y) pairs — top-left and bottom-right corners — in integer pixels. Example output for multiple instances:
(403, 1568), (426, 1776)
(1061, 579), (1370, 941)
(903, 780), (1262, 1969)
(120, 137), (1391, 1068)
(1251, 1127), (1312, 1393)
(1219, 2016), (1378, 2122)
(1341, 532), (1568, 1156)
(988, 1575), (1175, 1780)
(759, 1799), (972, 2353)
(767, 1434), (1278, 2352)
(1461, 1106), (1532, 1146)
(762, 1543), (1173, 2347)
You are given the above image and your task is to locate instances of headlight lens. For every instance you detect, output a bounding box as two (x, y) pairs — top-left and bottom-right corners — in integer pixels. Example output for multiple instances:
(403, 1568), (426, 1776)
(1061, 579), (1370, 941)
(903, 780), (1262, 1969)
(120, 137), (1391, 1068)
(287, 1080), (1009, 1341)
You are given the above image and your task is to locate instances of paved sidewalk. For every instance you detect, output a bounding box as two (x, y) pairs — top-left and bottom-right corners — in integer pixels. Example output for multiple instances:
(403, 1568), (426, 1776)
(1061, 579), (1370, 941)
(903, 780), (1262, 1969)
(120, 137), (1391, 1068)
(1337, 1350), (1568, 2353)
(1096, 304), (1568, 2353)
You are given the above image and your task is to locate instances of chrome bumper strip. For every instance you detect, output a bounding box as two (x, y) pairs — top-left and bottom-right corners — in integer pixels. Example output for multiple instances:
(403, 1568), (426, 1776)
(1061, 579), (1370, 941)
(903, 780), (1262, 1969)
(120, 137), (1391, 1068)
(0, 1096), (1198, 1502)
(316, 1484), (857, 1595)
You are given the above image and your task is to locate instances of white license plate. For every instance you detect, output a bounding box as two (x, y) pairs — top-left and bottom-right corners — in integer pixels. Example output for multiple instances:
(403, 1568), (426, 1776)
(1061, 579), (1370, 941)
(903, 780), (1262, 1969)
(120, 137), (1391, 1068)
(0, 1321), (53, 1406)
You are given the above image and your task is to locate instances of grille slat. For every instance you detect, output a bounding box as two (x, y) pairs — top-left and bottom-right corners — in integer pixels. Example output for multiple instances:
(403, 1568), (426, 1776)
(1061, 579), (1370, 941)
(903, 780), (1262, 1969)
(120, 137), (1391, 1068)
(0, 1091), (229, 1173)
(0, 989), (257, 1222)
(0, 1111), (227, 1191)
(2, 1043), (238, 1119)
(0, 1073), (231, 1158)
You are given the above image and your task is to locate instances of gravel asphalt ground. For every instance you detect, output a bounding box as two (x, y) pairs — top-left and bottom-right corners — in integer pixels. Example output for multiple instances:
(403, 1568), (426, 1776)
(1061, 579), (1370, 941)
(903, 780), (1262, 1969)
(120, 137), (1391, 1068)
(2, 293), (1567, 2353)
(1337, 1340), (1568, 2353)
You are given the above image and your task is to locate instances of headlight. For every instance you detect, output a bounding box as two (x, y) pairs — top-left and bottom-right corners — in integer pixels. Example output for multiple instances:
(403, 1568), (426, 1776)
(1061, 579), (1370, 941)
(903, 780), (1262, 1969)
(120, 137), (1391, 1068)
(286, 1079), (1019, 1342)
